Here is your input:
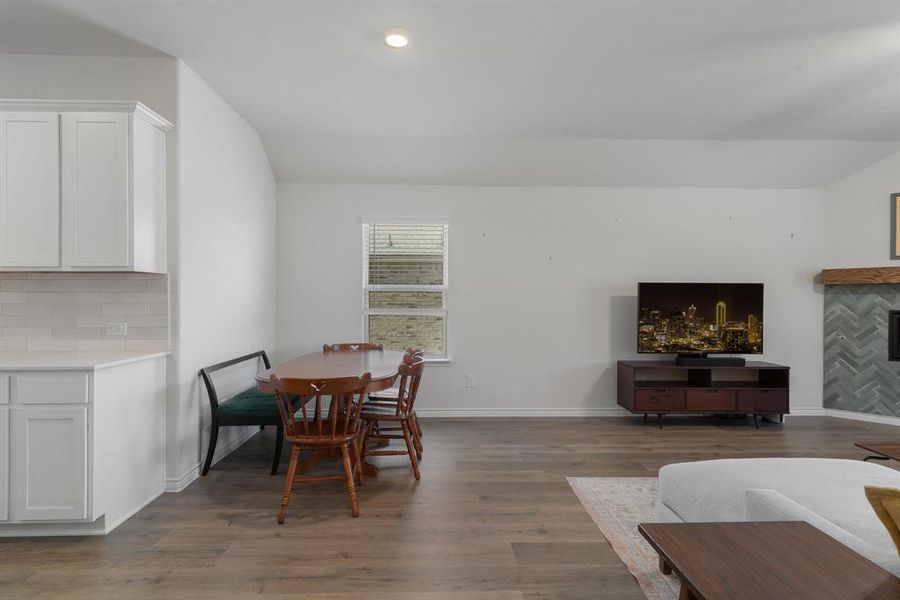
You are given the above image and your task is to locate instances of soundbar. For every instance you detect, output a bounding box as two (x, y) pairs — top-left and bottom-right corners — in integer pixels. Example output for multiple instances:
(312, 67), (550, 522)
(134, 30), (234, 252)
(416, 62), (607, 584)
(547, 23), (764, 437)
(675, 355), (746, 367)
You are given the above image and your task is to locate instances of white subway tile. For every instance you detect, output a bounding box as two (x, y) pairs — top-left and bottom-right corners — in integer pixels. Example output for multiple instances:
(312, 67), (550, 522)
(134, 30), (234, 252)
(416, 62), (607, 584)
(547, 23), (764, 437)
(126, 339), (169, 352)
(0, 273), (27, 279)
(148, 278), (168, 292)
(0, 292), (27, 303)
(52, 327), (105, 340)
(1, 304), (53, 316)
(26, 339), (78, 352)
(124, 315), (169, 328)
(125, 327), (152, 339)
(100, 279), (150, 292)
(51, 279), (101, 292)
(26, 292), (76, 303)
(0, 339), (27, 352)
(102, 303), (151, 315)
(26, 315), (78, 328)
(53, 303), (103, 315)
(0, 316), (29, 327)
(76, 316), (113, 328)
(77, 339), (126, 352)
(150, 303), (169, 315)
(0, 279), (52, 291)
(1, 328), (52, 339)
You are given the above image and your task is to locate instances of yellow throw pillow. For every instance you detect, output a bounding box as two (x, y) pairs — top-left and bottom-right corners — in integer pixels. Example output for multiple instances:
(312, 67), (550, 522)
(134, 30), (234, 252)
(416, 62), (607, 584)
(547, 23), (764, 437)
(865, 486), (900, 555)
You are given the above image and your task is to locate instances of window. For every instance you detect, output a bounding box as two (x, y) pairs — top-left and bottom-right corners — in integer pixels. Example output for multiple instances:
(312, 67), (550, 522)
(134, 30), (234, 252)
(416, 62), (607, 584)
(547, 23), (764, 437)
(363, 222), (449, 359)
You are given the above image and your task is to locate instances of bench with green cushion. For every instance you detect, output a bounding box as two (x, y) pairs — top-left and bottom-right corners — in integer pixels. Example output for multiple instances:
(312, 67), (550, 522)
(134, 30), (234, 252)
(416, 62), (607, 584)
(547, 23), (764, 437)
(199, 350), (284, 477)
(217, 387), (282, 419)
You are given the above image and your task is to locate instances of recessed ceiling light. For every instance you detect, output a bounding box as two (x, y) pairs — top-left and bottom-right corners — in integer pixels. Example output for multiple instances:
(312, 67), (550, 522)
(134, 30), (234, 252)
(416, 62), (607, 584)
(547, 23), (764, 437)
(383, 28), (409, 49)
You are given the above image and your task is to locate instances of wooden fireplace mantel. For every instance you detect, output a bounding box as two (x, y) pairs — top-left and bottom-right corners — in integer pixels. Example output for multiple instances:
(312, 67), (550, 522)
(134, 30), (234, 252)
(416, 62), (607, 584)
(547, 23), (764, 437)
(821, 267), (900, 285)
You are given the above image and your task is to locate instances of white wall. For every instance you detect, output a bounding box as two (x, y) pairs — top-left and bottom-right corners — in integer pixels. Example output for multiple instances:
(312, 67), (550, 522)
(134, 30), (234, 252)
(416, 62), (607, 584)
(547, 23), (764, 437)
(170, 62), (276, 485)
(277, 184), (826, 414)
(825, 151), (900, 268)
(0, 54), (177, 123)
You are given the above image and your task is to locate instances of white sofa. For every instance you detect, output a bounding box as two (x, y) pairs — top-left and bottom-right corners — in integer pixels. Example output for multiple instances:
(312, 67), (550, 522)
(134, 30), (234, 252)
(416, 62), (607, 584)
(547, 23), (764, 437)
(656, 458), (900, 576)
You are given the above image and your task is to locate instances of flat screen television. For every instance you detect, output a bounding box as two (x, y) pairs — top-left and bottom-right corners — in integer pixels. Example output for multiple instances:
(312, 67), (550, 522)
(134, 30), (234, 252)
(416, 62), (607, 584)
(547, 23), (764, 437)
(637, 283), (763, 355)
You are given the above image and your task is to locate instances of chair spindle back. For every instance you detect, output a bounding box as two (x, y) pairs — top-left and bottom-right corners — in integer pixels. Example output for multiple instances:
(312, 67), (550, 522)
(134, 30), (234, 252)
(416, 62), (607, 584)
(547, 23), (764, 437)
(271, 373), (372, 440)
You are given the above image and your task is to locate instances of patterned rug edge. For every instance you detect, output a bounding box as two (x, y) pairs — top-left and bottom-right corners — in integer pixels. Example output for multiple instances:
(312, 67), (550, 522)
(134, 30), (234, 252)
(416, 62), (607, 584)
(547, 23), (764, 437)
(566, 477), (675, 600)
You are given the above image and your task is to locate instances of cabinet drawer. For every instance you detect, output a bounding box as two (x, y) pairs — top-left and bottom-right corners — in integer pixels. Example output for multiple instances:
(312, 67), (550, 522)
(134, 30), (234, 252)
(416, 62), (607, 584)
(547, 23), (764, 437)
(737, 389), (787, 412)
(635, 389), (685, 412)
(12, 372), (89, 404)
(685, 389), (736, 411)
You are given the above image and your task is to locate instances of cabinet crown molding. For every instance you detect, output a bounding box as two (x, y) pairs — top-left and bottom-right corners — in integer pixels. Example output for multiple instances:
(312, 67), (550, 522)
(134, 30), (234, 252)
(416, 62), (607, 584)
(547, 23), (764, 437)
(0, 99), (173, 132)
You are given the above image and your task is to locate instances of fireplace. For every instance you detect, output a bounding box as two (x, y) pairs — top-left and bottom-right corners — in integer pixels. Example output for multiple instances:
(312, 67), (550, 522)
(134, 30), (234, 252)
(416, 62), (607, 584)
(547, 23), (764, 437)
(890, 310), (900, 362)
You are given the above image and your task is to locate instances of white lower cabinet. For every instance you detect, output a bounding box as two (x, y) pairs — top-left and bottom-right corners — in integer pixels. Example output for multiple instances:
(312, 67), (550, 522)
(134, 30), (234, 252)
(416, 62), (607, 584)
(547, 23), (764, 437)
(0, 407), (8, 521)
(11, 406), (88, 521)
(0, 357), (166, 536)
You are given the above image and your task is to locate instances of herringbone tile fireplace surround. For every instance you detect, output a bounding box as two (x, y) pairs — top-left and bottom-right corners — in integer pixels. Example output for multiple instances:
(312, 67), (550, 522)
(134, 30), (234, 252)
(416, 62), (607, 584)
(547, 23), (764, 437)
(824, 283), (900, 417)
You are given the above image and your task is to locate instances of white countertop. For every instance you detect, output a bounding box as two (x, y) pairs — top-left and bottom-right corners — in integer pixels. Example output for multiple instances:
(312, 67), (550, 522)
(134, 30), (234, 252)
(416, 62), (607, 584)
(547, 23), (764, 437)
(0, 351), (170, 371)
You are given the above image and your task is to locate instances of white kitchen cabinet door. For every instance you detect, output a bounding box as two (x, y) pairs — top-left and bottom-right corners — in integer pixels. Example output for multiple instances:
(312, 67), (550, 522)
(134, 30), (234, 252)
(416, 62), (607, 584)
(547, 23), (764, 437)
(61, 113), (129, 268)
(0, 112), (60, 267)
(11, 406), (88, 521)
(0, 407), (8, 521)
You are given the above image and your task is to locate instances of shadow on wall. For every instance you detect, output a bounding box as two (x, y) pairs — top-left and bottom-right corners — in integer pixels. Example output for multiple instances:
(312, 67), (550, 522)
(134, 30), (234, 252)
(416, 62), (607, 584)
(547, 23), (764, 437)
(556, 293), (640, 410)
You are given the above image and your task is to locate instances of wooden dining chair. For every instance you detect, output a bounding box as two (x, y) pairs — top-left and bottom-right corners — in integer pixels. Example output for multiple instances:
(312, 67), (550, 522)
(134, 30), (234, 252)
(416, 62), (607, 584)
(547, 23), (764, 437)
(366, 348), (425, 457)
(361, 353), (425, 479)
(323, 342), (384, 352)
(271, 372), (372, 521)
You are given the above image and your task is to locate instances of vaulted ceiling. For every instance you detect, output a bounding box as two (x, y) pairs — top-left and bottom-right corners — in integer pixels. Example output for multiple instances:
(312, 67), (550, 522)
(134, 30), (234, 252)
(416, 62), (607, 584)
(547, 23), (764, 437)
(2, 0), (898, 186)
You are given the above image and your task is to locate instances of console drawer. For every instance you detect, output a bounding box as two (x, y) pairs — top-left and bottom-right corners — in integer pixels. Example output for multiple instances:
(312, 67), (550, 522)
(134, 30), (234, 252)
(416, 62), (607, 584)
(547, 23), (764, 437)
(737, 389), (787, 412)
(685, 389), (736, 411)
(635, 389), (685, 412)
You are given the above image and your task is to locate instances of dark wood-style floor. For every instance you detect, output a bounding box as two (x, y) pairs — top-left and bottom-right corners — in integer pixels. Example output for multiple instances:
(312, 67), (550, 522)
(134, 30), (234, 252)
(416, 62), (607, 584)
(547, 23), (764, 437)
(2, 416), (898, 599)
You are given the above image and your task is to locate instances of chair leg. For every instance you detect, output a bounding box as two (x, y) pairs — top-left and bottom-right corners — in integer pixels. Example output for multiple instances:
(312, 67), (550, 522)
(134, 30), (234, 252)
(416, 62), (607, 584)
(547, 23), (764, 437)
(413, 413), (423, 438)
(277, 445), (301, 524)
(271, 425), (284, 475)
(201, 423), (219, 476)
(411, 419), (423, 460)
(401, 419), (420, 481)
(340, 443), (360, 517)
(350, 434), (364, 486)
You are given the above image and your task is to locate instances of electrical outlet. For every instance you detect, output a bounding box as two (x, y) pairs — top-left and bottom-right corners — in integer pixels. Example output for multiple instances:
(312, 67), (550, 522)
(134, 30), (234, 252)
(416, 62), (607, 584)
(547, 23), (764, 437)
(105, 321), (127, 336)
(466, 374), (476, 388)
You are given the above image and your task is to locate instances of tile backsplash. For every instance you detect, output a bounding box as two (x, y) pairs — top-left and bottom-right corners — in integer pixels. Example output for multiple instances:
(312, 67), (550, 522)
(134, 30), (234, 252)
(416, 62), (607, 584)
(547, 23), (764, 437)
(0, 272), (169, 353)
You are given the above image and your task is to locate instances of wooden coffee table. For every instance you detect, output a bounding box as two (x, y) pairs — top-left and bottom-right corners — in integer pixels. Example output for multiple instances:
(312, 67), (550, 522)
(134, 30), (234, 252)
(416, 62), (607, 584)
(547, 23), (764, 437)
(855, 441), (900, 463)
(638, 521), (900, 600)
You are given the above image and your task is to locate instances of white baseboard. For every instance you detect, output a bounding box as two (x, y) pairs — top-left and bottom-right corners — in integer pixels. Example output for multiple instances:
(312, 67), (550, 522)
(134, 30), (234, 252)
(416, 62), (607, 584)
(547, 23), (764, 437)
(165, 426), (260, 492)
(415, 407), (631, 417)
(165, 465), (199, 493)
(788, 407), (900, 426)
(102, 489), (165, 533)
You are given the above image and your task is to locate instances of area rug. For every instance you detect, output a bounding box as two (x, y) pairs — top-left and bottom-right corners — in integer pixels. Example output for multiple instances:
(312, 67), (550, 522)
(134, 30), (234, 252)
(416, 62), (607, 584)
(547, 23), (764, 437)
(566, 477), (679, 600)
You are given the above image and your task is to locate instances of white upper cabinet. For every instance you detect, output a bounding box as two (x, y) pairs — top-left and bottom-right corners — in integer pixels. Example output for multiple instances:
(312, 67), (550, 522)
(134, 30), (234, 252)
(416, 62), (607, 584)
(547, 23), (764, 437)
(0, 101), (172, 273)
(61, 113), (129, 268)
(0, 112), (60, 267)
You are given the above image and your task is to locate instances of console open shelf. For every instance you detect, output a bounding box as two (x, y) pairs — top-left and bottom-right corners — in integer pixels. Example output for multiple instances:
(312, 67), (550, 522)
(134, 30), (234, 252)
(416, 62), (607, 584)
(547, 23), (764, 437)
(618, 360), (790, 428)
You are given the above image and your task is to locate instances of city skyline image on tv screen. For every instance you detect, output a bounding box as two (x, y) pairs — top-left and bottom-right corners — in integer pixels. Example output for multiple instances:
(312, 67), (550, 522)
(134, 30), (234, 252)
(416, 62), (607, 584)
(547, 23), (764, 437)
(637, 283), (763, 354)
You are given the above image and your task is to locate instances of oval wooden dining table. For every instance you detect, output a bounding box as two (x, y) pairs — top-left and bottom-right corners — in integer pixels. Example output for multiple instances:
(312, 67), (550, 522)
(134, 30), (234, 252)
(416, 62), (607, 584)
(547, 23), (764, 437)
(255, 349), (406, 479)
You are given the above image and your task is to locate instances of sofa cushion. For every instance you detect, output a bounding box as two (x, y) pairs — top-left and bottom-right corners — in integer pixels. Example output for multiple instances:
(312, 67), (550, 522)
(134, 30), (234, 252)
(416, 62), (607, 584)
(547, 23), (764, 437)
(658, 458), (900, 555)
(745, 488), (900, 576)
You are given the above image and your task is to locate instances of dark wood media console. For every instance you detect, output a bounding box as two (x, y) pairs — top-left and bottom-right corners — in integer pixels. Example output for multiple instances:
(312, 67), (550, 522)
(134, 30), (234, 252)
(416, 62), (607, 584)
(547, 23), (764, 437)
(617, 360), (790, 428)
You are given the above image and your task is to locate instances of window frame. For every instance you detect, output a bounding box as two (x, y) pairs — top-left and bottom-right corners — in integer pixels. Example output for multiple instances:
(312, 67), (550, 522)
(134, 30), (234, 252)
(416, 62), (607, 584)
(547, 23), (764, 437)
(362, 221), (450, 361)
